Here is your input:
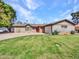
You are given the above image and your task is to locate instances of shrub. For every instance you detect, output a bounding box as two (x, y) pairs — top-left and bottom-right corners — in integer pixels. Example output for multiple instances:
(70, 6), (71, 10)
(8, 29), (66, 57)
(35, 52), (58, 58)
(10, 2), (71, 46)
(70, 31), (75, 34)
(52, 32), (54, 35)
(52, 30), (59, 35)
(76, 30), (79, 33)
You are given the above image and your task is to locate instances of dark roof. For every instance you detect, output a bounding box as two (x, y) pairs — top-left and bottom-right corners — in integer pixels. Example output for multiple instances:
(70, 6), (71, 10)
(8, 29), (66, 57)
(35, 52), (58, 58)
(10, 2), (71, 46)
(13, 24), (45, 27)
(45, 19), (75, 26)
(31, 24), (45, 27)
(12, 24), (26, 27)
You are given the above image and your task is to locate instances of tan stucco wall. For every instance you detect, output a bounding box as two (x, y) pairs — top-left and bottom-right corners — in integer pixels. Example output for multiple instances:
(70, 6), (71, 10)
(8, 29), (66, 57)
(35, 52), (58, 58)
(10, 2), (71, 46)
(45, 21), (75, 34)
(13, 27), (37, 33)
(14, 27), (26, 33)
(31, 28), (36, 32)
(52, 21), (75, 32)
(45, 26), (51, 34)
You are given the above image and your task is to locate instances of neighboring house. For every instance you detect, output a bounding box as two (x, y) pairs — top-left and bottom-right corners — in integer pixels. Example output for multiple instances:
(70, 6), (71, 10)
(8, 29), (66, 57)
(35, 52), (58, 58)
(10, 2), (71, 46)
(44, 19), (75, 34)
(12, 24), (44, 33)
(75, 24), (79, 33)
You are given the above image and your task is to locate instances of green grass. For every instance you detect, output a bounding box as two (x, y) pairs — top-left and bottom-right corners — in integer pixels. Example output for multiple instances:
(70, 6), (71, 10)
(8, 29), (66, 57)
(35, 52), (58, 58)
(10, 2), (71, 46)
(0, 35), (79, 59)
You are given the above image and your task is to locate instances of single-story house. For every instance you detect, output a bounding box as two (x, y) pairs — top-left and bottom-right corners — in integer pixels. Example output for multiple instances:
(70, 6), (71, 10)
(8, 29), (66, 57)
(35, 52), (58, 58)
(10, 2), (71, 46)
(12, 24), (45, 33)
(44, 19), (76, 34)
(11, 19), (78, 34)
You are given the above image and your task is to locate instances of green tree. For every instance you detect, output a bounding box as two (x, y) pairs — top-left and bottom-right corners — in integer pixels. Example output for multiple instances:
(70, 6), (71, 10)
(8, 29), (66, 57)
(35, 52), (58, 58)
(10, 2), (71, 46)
(0, 0), (16, 27)
(71, 11), (79, 24)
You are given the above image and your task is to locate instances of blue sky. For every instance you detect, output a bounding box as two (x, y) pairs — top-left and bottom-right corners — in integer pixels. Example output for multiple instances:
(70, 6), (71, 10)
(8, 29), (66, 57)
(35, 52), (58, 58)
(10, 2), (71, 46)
(4, 0), (79, 24)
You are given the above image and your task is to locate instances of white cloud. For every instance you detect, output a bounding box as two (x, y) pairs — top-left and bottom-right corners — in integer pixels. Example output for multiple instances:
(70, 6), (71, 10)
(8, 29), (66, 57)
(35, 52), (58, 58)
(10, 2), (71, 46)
(26, 0), (40, 10)
(74, 0), (78, 4)
(7, 3), (39, 23)
(63, 14), (72, 20)
(4, 0), (19, 4)
(4, 0), (32, 17)
(4, 0), (79, 24)
(10, 3), (31, 17)
(67, 0), (73, 5)
(73, 4), (79, 12)
(52, 15), (72, 23)
(59, 3), (79, 20)
(67, 0), (71, 5)
(4, 0), (42, 10)
(60, 10), (71, 17)
(52, 9), (72, 21)
(4, 0), (44, 24)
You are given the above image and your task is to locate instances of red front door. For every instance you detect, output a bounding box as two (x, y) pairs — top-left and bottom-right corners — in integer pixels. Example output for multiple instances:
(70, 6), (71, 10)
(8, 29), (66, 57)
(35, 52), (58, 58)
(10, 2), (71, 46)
(36, 27), (39, 32)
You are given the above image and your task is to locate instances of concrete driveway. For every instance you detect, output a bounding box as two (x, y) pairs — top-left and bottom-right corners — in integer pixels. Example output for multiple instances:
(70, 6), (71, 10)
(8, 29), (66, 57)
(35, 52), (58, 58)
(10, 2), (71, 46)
(0, 32), (44, 41)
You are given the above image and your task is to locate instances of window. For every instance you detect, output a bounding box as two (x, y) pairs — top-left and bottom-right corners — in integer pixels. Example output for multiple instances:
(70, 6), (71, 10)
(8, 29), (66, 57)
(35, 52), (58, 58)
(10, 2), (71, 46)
(25, 25), (33, 31)
(25, 26), (31, 31)
(25, 27), (29, 31)
(61, 25), (67, 28)
(32, 27), (35, 29)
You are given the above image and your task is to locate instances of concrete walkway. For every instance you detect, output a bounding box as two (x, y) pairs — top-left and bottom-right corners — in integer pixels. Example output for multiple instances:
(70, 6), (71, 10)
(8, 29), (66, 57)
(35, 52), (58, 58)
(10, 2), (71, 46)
(0, 32), (44, 41)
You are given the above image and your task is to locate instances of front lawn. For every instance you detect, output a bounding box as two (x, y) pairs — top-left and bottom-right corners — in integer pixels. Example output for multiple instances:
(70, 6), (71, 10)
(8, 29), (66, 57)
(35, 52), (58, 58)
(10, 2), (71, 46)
(0, 35), (79, 59)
